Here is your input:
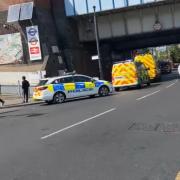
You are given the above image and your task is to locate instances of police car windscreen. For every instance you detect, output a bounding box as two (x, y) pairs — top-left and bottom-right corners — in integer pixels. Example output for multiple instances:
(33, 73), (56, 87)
(38, 80), (48, 86)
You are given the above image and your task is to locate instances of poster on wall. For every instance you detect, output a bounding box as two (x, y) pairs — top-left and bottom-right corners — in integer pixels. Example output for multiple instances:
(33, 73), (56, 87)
(26, 25), (42, 61)
(0, 33), (23, 64)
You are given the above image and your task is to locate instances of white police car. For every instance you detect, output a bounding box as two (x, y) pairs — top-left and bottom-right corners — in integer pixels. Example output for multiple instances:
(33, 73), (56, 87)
(33, 74), (113, 104)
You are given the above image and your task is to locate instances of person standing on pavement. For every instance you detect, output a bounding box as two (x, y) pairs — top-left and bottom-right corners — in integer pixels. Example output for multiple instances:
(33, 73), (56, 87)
(22, 76), (30, 103)
(0, 97), (5, 106)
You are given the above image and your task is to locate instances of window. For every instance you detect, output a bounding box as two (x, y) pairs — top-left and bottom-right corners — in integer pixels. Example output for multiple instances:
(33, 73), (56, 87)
(74, 76), (92, 82)
(60, 76), (74, 83)
(52, 79), (59, 84)
(38, 80), (48, 86)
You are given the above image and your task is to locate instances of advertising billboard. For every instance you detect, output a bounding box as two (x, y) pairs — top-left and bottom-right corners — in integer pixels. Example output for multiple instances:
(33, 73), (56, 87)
(0, 33), (23, 64)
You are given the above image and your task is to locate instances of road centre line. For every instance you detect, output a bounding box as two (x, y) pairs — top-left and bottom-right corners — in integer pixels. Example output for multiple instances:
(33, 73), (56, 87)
(136, 90), (161, 101)
(166, 82), (176, 88)
(41, 108), (116, 140)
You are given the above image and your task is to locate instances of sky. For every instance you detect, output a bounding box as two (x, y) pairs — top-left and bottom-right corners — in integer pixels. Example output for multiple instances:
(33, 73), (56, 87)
(65, 0), (162, 16)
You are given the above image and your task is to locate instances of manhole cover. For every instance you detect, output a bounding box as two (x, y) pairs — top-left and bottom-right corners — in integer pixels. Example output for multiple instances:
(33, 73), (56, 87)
(128, 122), (159, 132)
(158, 123), (180, 133)
(129, 122), (180, 133)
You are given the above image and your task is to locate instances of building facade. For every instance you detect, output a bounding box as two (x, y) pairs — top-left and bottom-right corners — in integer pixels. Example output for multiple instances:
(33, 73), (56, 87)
(0, 0), (67, 85)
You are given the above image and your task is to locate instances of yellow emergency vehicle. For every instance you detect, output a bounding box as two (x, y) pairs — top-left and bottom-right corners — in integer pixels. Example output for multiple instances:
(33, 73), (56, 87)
(112, 60), (150, 91)
(134, 53), (161, 81)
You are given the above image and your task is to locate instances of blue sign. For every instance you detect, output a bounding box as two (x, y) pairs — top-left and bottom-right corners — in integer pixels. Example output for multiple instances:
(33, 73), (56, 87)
(28, 28), (37, 36)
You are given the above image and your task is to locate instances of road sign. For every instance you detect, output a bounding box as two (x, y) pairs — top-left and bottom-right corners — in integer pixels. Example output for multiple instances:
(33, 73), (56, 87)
(26, 26), (42, 61)
(91, 55), (99, 61)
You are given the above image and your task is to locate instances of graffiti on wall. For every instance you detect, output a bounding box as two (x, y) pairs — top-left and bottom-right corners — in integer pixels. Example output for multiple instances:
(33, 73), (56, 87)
(0, 32), (23, 64)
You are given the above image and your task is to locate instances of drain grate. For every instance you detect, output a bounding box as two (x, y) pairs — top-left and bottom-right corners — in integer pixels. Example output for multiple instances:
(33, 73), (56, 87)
(129, 122), (180, 133)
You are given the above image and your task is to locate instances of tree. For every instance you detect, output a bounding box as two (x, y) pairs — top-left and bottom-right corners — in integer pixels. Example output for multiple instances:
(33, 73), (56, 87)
(169, 45), (180, 63)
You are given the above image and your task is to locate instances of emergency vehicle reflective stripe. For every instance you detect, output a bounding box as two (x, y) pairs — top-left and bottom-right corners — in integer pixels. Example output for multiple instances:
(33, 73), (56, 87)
(143, 55), (155, 79)
(112, 63), (138, 86)
(85, 82), (95, 89)
(45, 81), (109, 93)
(134, 54), (156, 79)
(48, 84), (54, 92)
(64, 83), (76, 91)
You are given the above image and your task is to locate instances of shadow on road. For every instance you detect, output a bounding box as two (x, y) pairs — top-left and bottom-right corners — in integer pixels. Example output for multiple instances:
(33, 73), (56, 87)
(40, 94), (115, 107)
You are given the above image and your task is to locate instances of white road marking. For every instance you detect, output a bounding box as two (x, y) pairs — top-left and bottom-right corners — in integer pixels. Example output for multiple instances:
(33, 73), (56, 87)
(136, 90), (161, 101)
(41, 108), (116, 140)
(166, 82), (176, 88)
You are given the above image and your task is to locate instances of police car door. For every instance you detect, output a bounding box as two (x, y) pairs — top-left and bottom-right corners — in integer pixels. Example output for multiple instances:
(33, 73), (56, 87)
(74, 75), (95, 97)
(60, 76), (76, 98)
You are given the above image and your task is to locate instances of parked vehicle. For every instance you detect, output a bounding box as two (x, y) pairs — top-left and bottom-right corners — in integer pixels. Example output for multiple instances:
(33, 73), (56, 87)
(158, 61), (172, 74)
(134, 53), (161, 82)
(112, 60), (150, 91)
(33, 74), (113, 104)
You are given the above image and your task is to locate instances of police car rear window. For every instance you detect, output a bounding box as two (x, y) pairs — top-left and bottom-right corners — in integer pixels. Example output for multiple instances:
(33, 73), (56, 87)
(38, 80), (48, 86)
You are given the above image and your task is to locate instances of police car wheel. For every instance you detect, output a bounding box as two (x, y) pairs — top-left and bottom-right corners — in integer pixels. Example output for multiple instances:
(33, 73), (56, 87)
(53, 92), (65, 104)
(99, 86), (109, 97)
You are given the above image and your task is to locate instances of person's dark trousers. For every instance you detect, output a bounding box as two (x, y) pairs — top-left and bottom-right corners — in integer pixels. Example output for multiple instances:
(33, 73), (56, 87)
(0, 98), (4, 104)
(23, 89), (29, 103)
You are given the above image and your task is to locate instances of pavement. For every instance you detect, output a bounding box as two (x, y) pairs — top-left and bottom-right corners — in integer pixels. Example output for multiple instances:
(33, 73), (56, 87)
(0, 71), (180, 180)
(0, 94), (42, 110)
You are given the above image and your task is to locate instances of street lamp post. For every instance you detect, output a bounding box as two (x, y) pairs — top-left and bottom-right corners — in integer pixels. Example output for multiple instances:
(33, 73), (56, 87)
(93, 5), (104, 79)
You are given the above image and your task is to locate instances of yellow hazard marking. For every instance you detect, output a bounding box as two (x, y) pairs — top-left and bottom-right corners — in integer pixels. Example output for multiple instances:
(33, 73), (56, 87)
(175, 171), (180, 180)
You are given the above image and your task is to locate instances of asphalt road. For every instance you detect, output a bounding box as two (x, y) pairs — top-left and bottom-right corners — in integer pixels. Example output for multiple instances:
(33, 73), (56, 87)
(0, 71), (180, 180)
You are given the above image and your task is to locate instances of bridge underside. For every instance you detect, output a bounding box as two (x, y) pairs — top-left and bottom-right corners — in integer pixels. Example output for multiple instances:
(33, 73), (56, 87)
(84, 28), (180, 51)
(77, 1), (180, 42)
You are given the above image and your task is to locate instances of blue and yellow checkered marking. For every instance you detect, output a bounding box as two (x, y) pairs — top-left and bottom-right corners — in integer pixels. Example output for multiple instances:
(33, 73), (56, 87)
(50, 81), (108, 93)
(95, 81), (104, 87)
(53, 84), (64, 91)
(75, 82), (85, 89)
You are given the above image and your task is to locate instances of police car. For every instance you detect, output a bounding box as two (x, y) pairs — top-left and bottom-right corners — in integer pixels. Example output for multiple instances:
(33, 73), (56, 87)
(33, 74), (113, 104)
